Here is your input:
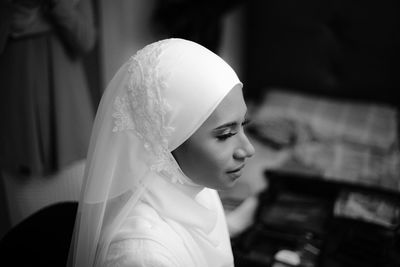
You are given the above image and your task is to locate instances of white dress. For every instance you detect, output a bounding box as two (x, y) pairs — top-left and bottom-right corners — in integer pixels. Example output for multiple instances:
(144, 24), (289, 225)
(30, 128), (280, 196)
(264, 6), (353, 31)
(104, 185), (233, 267)
(106, 239), (180, 267)
(105, 201), (193, 267)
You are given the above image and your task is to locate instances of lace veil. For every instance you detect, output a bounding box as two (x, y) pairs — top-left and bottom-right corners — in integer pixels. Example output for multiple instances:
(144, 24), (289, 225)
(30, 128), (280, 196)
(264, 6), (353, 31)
(68, 38), (242, 267)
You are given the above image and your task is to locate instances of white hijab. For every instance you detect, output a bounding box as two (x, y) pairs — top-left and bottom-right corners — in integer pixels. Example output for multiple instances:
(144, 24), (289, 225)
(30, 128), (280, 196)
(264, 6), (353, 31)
(68, 38), (242, 267)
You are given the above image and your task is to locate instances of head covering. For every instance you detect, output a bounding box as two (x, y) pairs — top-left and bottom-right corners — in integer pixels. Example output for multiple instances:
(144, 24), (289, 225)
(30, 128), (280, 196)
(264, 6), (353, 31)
(68, 38), (242, 267)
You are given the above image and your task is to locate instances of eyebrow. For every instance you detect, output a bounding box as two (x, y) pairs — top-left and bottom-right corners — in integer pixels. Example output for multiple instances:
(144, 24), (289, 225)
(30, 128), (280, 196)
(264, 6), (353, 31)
(212, 115), (250, 132)
(213, 122), (238, 131)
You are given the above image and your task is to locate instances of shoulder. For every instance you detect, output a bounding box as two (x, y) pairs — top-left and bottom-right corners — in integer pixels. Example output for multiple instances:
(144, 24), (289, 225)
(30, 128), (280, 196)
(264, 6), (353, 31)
(105, 202), (188, 267)
(105, 238), (180, 267)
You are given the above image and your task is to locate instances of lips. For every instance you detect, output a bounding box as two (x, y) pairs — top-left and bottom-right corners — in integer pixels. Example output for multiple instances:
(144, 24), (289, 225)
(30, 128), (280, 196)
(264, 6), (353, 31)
(226, 164), (245, 174)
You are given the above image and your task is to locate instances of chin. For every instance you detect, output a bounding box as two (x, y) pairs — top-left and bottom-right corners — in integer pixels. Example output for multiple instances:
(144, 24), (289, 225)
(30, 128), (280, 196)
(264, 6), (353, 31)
(214, 178), (239, 191)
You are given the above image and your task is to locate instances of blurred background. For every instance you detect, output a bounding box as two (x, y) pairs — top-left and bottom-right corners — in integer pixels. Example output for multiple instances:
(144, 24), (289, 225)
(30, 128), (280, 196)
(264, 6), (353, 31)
(0, 0), (399, 266)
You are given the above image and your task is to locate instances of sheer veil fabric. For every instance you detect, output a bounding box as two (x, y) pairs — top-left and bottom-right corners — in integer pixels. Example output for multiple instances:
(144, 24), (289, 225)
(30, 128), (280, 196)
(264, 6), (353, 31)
(68, 38), (242, 267)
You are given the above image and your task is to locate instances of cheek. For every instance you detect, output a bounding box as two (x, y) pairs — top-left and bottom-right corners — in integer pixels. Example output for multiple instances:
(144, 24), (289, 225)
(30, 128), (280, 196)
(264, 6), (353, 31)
(199, 141), (232, 172)
(175, 135), (236, 187)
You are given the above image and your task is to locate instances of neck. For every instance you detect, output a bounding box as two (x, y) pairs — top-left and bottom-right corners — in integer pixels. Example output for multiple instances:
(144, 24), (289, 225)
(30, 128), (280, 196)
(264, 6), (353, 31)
(176, 180), (205, 198)
(173, 165), (206, 198)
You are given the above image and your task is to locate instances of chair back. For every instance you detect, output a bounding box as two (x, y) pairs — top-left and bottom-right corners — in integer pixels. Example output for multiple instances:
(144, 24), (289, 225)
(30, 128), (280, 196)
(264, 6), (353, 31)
(0, 202), (78, 267)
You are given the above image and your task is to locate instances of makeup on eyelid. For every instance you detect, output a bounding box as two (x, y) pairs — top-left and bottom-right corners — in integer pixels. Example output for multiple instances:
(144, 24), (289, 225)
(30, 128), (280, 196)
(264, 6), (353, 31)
(213, 118), (251, 140)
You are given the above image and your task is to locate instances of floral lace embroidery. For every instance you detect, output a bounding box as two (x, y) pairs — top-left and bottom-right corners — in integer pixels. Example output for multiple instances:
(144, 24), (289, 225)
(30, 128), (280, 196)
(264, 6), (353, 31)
(112, 96), (135, 132)
(112, 40), (181, 183)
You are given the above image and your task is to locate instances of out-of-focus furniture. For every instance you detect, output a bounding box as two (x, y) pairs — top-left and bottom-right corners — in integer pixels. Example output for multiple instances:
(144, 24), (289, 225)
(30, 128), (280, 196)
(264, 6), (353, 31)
(0, 202), (78, 267)
(232, 171), (400, 267)
(232, 91), (399, 266)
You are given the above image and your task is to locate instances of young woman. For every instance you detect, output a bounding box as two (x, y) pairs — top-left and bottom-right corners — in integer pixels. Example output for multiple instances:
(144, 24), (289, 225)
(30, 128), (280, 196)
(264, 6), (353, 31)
(68, 38), (255, 267)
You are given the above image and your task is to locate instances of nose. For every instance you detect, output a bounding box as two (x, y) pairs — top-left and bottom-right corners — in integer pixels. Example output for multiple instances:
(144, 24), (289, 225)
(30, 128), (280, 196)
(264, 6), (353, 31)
(233, 132), (255, 160)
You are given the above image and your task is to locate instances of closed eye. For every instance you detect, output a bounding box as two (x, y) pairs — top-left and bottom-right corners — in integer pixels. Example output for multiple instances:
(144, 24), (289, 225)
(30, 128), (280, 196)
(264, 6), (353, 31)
(215, 118), (251, 141)
(216, 132), (236, 141)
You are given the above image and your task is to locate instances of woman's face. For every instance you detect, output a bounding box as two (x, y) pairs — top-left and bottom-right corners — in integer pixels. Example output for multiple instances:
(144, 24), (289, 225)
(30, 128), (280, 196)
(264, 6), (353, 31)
(173, 86), (255, 190)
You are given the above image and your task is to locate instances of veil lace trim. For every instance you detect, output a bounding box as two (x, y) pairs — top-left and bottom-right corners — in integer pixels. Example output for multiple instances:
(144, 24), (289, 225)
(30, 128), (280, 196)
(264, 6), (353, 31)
(111, 40), (182, 183)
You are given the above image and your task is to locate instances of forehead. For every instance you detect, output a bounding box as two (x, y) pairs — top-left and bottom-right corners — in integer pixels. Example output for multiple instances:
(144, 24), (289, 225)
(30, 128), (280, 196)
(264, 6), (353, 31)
(203, 85), (247, 127)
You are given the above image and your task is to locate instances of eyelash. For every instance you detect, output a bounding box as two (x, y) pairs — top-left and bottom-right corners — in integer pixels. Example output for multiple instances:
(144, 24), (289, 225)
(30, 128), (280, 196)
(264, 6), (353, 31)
(216, 132), (235, 141)
(216, 119), (251, 141)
